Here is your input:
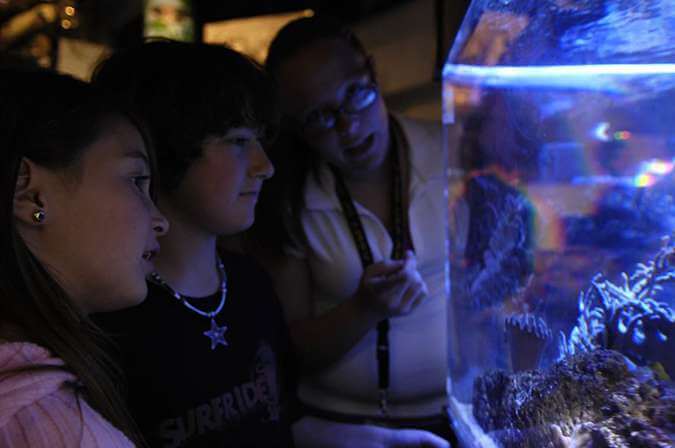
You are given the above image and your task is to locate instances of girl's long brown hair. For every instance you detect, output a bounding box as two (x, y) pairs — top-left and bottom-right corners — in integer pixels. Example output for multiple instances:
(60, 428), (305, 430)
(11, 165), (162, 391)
(0, 68), (145, 446)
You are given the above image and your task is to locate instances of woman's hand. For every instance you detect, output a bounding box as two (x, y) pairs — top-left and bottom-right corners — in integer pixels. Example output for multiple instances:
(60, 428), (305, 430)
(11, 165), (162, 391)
(357, 250), (429, 320)
(293, 417), (451, 448)
(273, 252), (430, 371)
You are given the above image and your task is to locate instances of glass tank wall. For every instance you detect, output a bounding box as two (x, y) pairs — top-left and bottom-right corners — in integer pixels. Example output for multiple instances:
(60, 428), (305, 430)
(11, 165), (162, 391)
(443, 1), (674, 446)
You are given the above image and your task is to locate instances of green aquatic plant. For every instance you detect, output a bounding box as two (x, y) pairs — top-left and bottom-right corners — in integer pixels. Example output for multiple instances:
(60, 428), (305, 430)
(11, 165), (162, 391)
(558, 235), (674, 372)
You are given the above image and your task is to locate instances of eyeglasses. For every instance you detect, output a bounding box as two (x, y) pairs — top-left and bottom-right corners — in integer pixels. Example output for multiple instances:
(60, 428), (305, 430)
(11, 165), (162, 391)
(301, 82), (378, 133)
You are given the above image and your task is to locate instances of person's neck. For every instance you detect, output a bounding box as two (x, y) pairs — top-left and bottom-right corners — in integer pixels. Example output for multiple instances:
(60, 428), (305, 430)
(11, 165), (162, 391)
(153, 207), (221, 298)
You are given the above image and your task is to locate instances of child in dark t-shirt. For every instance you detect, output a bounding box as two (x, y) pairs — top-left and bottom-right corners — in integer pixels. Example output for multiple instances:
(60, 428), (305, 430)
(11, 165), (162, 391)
(91, 41), (292, 447)
(97, 254), (296, 447)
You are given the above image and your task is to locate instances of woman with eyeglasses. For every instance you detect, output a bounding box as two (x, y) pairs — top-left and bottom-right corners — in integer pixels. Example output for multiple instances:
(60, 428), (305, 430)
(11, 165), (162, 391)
(242, 16), (454, 446)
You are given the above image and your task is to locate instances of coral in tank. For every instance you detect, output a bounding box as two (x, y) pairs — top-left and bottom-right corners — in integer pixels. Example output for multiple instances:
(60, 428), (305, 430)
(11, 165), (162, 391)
(558, 235), (675, 377)
(564, 168), (675, 259)
(505, 313), (552, 372)
(472, 349), (675, 448)
(461, 174), (535, 309)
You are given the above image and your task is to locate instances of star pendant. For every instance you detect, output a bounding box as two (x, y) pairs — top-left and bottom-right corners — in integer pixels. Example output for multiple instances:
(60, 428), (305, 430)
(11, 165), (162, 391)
(204, 318), (228, 350)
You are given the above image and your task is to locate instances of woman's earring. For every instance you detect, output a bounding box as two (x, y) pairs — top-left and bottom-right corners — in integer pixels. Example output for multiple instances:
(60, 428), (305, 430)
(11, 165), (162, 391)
(32, 209), (46, 223)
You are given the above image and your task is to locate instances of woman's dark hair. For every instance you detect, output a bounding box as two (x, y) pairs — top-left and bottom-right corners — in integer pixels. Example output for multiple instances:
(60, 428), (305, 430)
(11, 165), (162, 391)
(0, 68), (145, 445)
(265, 15), (369, 79)
(247, 16), (372, 256)
(92, 40), (279, 192)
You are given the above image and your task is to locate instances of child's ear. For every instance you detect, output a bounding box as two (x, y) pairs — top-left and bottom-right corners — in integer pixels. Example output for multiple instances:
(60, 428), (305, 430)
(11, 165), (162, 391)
(13, 158), (48, 226)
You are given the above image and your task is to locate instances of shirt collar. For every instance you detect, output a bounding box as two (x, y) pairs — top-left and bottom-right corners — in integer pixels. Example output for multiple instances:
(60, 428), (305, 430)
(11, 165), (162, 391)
(304, 163), (340, 211)
(303, 114), (443, 212)
(394, 113), (444, 185)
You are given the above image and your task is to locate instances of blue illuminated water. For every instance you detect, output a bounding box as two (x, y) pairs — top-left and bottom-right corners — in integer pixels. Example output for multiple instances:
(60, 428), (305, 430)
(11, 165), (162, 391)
(445, 64), (675, 407)
(443, 2), (675, 445)
(443, 64), (675, 93)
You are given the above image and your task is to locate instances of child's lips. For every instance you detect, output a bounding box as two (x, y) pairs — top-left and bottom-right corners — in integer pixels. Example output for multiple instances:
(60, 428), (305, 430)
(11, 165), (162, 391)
(239, 190), (260, 202)
(142, 247), (159, 261)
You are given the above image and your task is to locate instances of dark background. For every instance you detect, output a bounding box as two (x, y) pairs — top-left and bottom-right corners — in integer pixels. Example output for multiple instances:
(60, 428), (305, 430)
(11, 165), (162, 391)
(1, 0), (470, 72)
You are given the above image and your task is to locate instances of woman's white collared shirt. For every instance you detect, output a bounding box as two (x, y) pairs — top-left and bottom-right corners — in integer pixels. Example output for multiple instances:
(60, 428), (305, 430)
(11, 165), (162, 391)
(286, 115), (450, 418)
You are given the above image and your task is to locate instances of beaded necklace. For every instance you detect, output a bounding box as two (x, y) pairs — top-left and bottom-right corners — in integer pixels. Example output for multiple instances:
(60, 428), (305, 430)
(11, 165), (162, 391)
(149, 256), (228, 350)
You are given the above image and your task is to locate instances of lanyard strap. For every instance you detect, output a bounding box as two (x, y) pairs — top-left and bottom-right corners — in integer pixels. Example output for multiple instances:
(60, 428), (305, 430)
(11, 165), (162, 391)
(330, 119), (412, 416)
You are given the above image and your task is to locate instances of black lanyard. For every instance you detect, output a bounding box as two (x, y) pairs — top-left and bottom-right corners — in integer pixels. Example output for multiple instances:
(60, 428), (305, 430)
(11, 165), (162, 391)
(330, 119), (412, 415)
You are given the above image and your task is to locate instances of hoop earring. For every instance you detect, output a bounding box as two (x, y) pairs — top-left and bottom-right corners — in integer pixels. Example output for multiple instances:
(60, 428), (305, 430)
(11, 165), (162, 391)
(32, 209), (46, 223)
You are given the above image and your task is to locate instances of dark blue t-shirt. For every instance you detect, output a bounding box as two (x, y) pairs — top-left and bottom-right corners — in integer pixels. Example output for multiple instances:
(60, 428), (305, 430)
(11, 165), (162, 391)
(96, 252), (296, 448)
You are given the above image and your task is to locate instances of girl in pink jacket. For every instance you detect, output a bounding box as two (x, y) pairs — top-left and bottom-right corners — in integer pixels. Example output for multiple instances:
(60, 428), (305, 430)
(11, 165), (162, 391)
(0, 68), (168, 447)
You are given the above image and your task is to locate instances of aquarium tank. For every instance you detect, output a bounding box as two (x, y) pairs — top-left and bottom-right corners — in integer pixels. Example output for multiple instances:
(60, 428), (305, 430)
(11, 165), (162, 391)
(443, 0), (674, 446)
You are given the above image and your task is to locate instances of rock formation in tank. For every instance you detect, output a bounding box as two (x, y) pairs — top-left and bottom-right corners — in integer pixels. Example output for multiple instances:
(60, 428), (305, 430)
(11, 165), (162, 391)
(473, 349), (674, 447)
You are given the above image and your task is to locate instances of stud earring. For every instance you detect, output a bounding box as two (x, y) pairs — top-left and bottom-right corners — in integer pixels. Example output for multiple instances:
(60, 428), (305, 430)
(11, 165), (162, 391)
(32, 209), (46, 223)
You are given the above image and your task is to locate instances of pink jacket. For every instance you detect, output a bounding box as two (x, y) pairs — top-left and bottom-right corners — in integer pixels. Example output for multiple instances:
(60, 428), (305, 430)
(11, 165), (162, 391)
(0, 342), (133, 447)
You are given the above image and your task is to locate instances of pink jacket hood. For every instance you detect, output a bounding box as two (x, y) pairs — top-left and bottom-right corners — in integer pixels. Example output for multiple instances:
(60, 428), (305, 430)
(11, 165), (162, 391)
(0, 342), (76, 427)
